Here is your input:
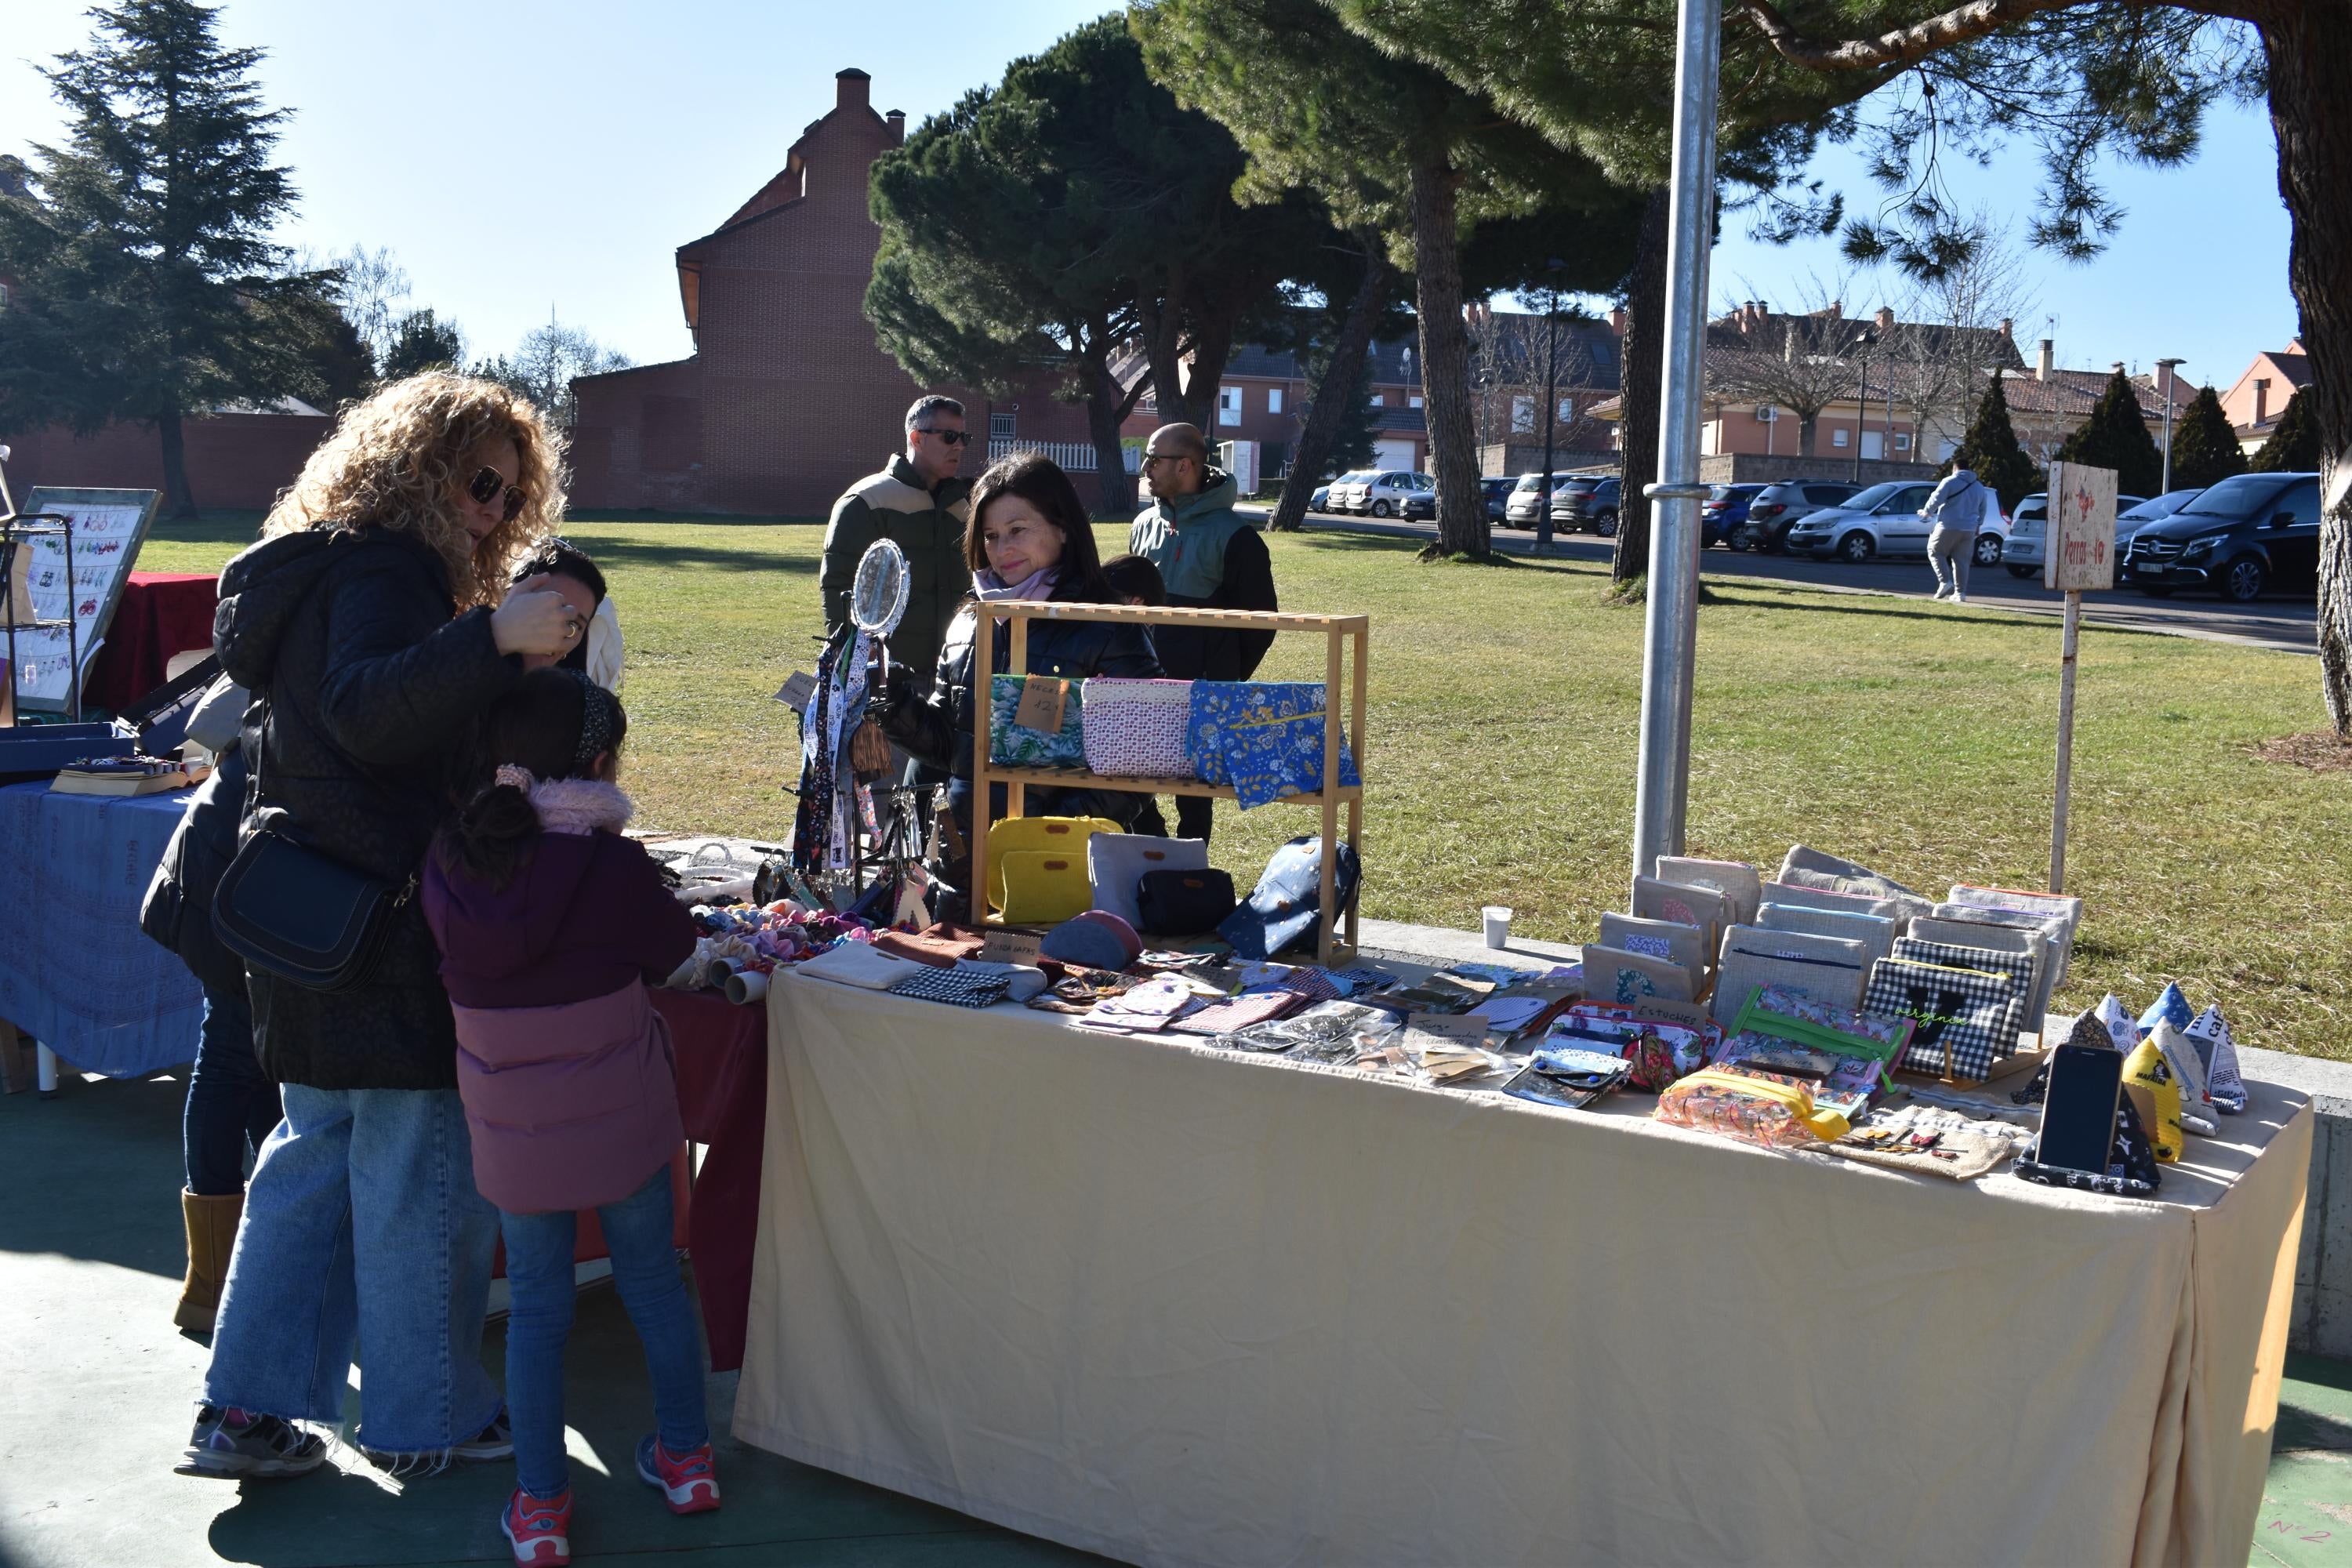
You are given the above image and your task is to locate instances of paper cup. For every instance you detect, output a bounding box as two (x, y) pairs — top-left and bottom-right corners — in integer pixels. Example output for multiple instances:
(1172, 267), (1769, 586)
(1482, 906), (1513, 949)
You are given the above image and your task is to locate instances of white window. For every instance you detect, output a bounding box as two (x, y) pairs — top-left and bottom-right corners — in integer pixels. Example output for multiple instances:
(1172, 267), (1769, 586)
(1218, 386), (1242, 427)
(989, 411), (1016, 440)
(1893, 431), (1911, 452)
(1832, 428), (1850, 448)
(1511, 396), (1534, 433)
(1408, 394), (1424, 408)
(1267, 387), (1283, 414)
(1557, 397), (1573, 422)
(1861, 430), (1885, 459)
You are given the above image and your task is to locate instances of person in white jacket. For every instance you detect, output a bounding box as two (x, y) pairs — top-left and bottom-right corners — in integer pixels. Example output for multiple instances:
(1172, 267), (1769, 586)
(1920, 466), (2000, 604)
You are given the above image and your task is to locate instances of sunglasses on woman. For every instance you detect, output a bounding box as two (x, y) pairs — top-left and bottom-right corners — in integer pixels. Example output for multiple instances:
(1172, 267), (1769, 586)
(467, 466), (527, 524)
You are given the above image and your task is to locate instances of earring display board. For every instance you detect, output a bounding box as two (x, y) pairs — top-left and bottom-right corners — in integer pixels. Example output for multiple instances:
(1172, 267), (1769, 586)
(5, 488), (161, 714)
(970, 601), (1368, 964)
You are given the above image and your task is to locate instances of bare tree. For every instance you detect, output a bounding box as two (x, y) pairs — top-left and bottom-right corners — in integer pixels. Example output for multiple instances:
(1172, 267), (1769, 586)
(1886, 219), (2038, 463)
(474, 313), (630, 428)
(1708, 278), (1877, 459)
(328, 245), (411, 369)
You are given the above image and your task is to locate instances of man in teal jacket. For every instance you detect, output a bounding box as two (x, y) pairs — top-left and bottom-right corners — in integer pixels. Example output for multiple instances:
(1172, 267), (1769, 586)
(820, 394), (975, 691)
(1129, 421), (1279, 842)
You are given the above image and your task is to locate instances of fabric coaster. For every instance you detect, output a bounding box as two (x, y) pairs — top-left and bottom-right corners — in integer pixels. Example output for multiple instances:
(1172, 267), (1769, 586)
(889, 966), (1011, 1009)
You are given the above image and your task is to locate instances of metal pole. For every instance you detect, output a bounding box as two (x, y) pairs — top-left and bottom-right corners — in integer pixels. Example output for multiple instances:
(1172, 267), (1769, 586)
(1538, 291), (1558, 554)
(2156, 358), (2183, 494)
(1632, 0), (1720, 885)
(1851, 352), (1866, 482)
(2049, 589), (2081, 892)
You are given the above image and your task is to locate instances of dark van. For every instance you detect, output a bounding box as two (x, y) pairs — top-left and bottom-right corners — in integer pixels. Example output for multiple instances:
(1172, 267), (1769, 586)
(2122, 472), (2323, 602)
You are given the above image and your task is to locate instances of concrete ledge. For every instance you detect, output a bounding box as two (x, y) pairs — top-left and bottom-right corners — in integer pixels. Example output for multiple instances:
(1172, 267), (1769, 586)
(1359, 920), (2347, 1359)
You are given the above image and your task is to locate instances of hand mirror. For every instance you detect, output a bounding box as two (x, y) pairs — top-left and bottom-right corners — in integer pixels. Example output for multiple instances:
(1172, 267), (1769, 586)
(850, 538), (911, 637)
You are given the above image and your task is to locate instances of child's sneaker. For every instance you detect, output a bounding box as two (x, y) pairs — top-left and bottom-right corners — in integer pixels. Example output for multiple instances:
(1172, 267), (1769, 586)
(635, 1435), (720, 1514)
(500, 1486), (573, 1566)
(176, 1405), (328, 1479)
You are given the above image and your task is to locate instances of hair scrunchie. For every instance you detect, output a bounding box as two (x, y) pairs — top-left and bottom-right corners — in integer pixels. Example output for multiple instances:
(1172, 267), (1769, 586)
(495, 763), (535, 791)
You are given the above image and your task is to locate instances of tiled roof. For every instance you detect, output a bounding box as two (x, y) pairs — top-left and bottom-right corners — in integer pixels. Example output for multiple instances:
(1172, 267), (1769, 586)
(1994, 368), (2166, 422)
(1706, 307), (2026, 372)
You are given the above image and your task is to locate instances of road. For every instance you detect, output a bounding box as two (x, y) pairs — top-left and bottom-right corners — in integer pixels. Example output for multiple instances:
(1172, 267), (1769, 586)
(1256, 507), (2318, 656)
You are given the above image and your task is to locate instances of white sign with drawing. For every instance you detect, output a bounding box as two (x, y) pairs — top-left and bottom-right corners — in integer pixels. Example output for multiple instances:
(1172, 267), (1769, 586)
(4, 488), (160, 710)
(2043, 462), (2118, 593)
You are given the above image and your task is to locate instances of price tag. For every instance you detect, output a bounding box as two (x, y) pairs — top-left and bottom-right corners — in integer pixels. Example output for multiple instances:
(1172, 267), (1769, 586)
(1403, 1014), (1487, 1051)
(1014, 675), (1069, 733)
(771, 671), (817, 714)
(982, 929), (1045, 966)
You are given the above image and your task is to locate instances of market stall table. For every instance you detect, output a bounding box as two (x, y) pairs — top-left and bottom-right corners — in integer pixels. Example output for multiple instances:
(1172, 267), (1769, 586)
(82, 572), (218, 714)
(736, 967), (2309, 1568)
(649, 985), (768, 1374)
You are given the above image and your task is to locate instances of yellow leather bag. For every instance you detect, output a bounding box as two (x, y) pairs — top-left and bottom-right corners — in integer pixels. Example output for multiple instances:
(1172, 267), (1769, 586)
(987, 817), (1120, 922)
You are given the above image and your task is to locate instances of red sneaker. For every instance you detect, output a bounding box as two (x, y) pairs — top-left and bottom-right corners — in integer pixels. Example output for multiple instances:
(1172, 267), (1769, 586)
(500, 1486), (572, 1566)
(635, 1435), (720, 1514)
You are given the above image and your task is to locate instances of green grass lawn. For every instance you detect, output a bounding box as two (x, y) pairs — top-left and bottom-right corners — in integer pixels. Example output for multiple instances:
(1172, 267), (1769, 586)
(137, 510), (2352, 1062)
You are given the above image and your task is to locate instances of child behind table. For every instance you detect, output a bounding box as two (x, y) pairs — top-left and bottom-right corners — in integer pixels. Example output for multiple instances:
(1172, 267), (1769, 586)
(422, 668), (710, 1566)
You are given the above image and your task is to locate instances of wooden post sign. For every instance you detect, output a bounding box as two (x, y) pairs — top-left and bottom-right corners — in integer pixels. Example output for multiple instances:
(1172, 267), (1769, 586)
(2042, 461), (2117, 894)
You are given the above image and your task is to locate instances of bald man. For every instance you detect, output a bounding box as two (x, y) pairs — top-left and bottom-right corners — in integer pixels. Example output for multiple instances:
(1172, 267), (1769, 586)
(1129, 422), (1278, 843)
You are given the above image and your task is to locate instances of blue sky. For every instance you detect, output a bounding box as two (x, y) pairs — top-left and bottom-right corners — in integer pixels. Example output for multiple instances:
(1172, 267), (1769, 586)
(3, 1), (2300, 397)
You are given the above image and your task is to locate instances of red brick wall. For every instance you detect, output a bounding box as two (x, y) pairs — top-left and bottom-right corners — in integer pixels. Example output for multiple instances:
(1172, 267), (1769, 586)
(1, 413), (329, 512)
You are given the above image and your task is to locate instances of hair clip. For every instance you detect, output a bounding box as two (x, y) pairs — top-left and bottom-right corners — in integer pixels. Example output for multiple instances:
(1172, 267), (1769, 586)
(495, 763), (534, 790)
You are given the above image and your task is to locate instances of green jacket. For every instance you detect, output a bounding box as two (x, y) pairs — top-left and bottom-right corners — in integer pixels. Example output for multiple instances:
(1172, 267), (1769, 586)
(821, 453), (973, 684)
(1129, 467), (1247, 601)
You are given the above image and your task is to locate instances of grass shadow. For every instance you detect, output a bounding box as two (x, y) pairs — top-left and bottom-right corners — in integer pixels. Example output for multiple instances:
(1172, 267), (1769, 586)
(574, 539), (821, 576)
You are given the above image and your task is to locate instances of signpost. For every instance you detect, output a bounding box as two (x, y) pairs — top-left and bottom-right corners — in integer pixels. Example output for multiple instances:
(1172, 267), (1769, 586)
(2042, 461), (2118, 893)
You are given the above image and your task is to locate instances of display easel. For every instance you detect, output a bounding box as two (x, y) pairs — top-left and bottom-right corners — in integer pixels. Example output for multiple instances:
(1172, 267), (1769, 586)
(970, 602), (1368, 964)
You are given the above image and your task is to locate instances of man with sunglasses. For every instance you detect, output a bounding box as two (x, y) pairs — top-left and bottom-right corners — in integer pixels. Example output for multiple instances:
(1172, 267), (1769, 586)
(1128, 422), (1277, 844)
(820, 394), (976, 696)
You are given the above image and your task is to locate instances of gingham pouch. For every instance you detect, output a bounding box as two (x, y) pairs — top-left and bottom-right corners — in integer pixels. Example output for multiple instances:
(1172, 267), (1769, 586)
(1080, 677), (1196, 778)
(1888, 936), (2039, 1058)
(1866, 957), (2016, 1082)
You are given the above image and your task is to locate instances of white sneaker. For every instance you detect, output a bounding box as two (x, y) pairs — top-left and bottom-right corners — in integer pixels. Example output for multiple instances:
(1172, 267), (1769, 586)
(1952, 591), (1968, 604)
(1930, 586), (1951, 601)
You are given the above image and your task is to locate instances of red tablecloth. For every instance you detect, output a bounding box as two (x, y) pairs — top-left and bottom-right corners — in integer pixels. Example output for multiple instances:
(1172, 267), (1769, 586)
(653, 985), (768, 1374)
(85, 572), (218, 713)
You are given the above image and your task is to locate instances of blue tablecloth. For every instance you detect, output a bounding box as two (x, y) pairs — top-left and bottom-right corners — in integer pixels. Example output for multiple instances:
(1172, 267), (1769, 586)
(0, 779), (201, 1077)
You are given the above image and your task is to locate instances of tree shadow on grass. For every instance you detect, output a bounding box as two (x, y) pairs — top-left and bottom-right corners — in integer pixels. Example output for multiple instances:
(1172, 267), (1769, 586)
(573, 539), (822, 577)
(1696, 588), (2184, 643)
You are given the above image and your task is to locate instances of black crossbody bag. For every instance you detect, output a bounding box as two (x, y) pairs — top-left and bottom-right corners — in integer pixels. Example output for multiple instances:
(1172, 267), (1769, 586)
(210, 698), (416, 993)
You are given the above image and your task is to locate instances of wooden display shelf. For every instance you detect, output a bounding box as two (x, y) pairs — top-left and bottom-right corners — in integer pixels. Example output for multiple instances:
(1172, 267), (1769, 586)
(972, 601), (1368, 964)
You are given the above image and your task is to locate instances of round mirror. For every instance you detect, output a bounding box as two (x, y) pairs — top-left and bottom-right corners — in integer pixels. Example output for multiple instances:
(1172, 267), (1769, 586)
(849, 538), (911, 637)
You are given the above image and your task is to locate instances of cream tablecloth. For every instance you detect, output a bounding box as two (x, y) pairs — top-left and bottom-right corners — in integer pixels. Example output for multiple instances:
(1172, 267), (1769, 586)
(739, 971), (2309, 1567)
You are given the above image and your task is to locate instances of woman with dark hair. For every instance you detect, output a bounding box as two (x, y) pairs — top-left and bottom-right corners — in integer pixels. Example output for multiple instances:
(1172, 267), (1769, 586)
(511, 539), (622, 689)
(879, 453), (1160, 900)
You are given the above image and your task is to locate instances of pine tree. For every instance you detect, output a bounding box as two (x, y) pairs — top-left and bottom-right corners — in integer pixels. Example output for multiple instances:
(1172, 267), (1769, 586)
(2249, 387), (2320, 473)
(1954, 371), (2041, 509)
(0, 0), (332, 517)
(381, 310), (466, 382)
(2055, 368), (2163, 497)
(2163, 384), (2247, 491)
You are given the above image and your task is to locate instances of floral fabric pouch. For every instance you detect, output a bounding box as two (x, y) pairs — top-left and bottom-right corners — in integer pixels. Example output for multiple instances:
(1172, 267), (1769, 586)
(1187, 681), (1362, 810)
(989, 675), (1086, 768)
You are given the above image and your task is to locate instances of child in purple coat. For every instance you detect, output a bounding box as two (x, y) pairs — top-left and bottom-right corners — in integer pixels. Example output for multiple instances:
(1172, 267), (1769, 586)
(423, 669), (710, 1566)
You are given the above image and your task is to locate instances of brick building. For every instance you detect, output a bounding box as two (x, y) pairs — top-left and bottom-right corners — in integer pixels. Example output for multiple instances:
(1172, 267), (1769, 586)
(2217, 339), (2309, 455)
(1, 403), (330, 512)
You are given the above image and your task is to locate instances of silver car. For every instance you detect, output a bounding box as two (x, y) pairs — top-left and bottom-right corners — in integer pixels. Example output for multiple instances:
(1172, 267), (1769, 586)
(1781, 480), (1941, 561)
(2002, 489), (2159, 579)
(1504, 471), (1576, 527)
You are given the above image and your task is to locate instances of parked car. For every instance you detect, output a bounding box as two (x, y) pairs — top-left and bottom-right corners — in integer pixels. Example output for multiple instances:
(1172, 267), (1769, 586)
(1504, 470), (1577, 528)
(1308, 477), (1341, 511)
(1481, 475), (1516, 523)
(1782, 479), (1942, 561)
(2003, 488), (2156, 579)
(1734, 480), (1862, 551)
(1326, 470), (1375, 513)
(1701, 484), (1765, 549)
(1338, 470), (1432, 517)
(1550, 474), (1621, 535)
(1402, 487), (1436, 521)
(2122, 471), (2322, 601)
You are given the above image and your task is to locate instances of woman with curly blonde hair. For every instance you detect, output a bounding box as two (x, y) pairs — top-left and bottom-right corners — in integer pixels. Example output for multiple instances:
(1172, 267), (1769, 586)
(178, 373), (584, 1481)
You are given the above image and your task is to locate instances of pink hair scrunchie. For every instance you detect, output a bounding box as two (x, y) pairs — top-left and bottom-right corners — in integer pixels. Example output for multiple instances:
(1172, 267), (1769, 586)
(495, 764), (534, 791)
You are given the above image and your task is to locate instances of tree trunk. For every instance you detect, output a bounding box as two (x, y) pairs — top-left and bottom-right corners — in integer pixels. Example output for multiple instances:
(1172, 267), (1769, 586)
(1411, 156), (1486, 558)
(1797, 415), (1819, 458)
(1269, 245), (1392, 534)
(1137, 278), (1215, 434)
(1612, 186), (1671, 582)
(157, 408), (198, 519)
(2263, 7), (2352, 735)
(1085, 359), (1137, 517)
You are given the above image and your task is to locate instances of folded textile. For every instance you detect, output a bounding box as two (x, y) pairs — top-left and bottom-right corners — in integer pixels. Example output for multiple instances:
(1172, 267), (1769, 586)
(951, 959), (1048, 1003)
(797, 940), (924, 990)
(2188, 1006), (2247, 1113)
(1168, 991), (1300, 1036)
(870, 922), (989, 968)
(889, 965), (1011, 1008)
(1188, 681), (1363, 810)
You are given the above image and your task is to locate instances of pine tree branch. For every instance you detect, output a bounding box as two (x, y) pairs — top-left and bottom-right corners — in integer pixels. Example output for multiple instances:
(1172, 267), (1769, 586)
(1730, 0), (2264, 74)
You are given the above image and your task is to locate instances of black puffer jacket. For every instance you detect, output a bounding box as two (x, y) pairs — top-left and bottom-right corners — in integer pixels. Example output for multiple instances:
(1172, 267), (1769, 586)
(212, 525), (521, 1091)
(139, 739), (252, 999)
(889, 586), (1161, 826)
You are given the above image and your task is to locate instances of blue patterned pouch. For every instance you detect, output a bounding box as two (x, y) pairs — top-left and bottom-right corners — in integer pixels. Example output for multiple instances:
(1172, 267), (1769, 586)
(1187, 681), (1362, 809)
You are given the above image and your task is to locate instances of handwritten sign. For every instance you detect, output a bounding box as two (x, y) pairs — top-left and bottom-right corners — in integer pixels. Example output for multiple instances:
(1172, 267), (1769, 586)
(2043, 462), (2118, 593)
(5, 487), (160, 712)
(1014, 675), (1069, 734)
(981, 929), (1045, 966)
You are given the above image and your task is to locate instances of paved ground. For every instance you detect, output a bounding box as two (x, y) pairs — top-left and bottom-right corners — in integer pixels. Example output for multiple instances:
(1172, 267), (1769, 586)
(4, 1051), (2343, 1567)
(1269, 507), (2321, 656)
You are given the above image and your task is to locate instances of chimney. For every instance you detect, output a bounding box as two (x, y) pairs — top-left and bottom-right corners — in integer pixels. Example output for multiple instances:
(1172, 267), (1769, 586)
(1826, 299), (1842, 320)
(2254, 376), (2270, 426)
(835, 67), (871, 112)
(2111, 361), (2125, 377)
(1875, 305), (1895, 332)
(886, 107), (906, 145)
(1608, 306), (1626, 334)
(1998, 317), (2013, 340)
(2036, 339), (2054, 381)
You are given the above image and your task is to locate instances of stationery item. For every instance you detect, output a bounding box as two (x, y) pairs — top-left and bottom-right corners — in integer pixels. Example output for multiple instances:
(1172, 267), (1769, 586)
(1580, 943), (1695, 1006)
(1710, 927), (1870, 1026)
(1865, 956), (2016, 1083)
(1654, 1065), (1851, 1149)
(2187, 1007), (2246, 1113)
(1653, 857), (1762, 925)
(889, 966), (1011, 1009)
(1087, 833), (1208, 931)
(2121, 1036), (2185, 1162)
(1907, 916), (2054, 1038)
(1598, 912), (1709, 995)
(988, 673), (1086, 767)
(1136, 868), (1238, 935)
(1504, 1047), (1631, 1109)
(1187, 681), (1363, 809)
(986, 815), (1120, 921)
(1167, 990), (1299, 1036)
(1040, 909), (1143, 972)
(797, 940), (924, 990)
(1758, 902), (1897, 970)
(1079, 677), (1195, 778)
(1889, 936), (2039, 1054)
(1466, 993), (1552, 1036)
(1632, 875), (1733, 951)
(1218, 835), (1361, 960)
(979, 928), (1047, 967)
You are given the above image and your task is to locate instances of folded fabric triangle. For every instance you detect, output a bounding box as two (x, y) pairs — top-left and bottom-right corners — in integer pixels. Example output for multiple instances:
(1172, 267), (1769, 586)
(2138, 981), (2194, 1040)
(2188, 1005), (2247, 1113)
(2095, 994), (2136, 1051)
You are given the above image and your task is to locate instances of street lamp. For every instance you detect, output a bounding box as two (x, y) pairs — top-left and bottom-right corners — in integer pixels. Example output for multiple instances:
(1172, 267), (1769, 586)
(1848, 328), (1878, 483)
(2155, 357), (2185, 493)
(1537, 258), (1563, 555)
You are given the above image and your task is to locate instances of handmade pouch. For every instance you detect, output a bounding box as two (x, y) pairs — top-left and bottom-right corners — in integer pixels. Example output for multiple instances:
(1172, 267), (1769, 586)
(1864, 956), (2016, 1082)
(1730, 984), (1914, 1074)
(1759, 880), (1907, 933)
(1889, 936), (2039, 1057)
(1581, 943), (1695, 1006)
(1087, 833), (1208, 931)
(1653, 857), (1762, 925)
(1780, 844), (1926, 901)
(2122, 1036), (2185, 1161)
(987, 815), (1120, 918)
(1188, 681), (1361, 810)
(1504, 1047), (1632, 1110)
(1136, 868), (1239, 935)
(1654, 1065), (1850, 1149)
(1598, 912), (1709, 995)
(1632, 875), (1734, 952)
(1909, 916), (2056, 1040)
(1710, 927), (1869, 1027)
(1548, 1003), (1718, 1091)
(1080, 677), (1195, 778)
(1758, 902), (1896, 969)
(988, 674), (1086, 768)
(998, 849), (1096, 925)
(1945, 885), (2082, 980)
(1776, 866), (1934, 927)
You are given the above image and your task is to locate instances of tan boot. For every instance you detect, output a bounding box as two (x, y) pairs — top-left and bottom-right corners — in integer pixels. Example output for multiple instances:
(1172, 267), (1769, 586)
(174, 1189), (243, 1338)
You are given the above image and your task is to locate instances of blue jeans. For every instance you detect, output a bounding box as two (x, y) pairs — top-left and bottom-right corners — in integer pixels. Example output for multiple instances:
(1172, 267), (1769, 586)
(500, 1167), (708, 1498)
(203, 1083), (502, 1458)
(183, 986), (282, 1196)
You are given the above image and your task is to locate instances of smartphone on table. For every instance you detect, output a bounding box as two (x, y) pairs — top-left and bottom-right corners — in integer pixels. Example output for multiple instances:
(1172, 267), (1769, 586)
(2037, 1044), (2126, 1174)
